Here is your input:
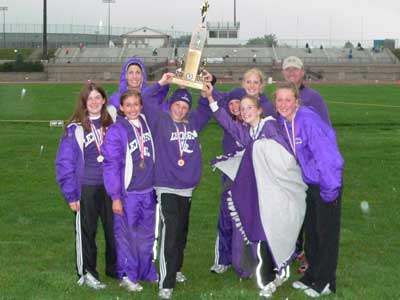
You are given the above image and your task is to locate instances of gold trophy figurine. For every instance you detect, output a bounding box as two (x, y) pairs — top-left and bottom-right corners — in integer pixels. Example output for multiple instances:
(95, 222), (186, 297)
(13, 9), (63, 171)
(172, 0), (209, 90)
(201, 0), (210, 23)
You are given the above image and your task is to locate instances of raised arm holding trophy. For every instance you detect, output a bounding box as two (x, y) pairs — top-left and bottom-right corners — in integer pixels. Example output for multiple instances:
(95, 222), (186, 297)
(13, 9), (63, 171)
(172, 0), (210, 90)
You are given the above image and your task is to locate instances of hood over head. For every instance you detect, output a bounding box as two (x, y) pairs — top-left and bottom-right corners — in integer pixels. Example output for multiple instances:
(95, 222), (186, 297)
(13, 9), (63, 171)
(118, 57), (147, 94)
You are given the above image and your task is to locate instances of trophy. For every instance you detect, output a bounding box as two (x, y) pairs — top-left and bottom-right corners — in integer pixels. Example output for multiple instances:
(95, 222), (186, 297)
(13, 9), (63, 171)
(172, 0), (209, 90)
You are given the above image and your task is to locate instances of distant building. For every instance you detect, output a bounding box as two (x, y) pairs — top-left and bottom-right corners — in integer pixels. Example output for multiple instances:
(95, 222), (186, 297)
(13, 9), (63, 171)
(373, 39), (396, 50)
(121, 27), (171, 48)
(206, 22), (240, 45)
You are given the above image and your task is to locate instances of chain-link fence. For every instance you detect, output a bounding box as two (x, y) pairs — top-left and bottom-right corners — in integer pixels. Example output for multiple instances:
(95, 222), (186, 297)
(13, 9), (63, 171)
(0, 23), (190, 48)
(0, 23), (398, 50)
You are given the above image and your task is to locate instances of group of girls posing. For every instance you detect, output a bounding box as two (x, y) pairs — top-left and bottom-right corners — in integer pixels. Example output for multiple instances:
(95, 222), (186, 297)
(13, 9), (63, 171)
(56, 59), (212, 299)
(56, 57), (344, 299)
(206, 65), (343, 299)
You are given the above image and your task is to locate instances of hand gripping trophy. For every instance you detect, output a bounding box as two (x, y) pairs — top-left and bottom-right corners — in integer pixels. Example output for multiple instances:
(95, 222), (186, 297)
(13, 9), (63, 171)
(172, 0), (209, 90)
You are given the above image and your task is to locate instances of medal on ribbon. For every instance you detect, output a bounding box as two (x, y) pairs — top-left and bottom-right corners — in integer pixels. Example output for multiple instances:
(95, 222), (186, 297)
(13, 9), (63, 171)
(90, 120), (105, 163)
(283, 110), (298, 157)
(130, 118), (146, 169)
(139, 160), (145, 169)
(174, 123), (187, 167)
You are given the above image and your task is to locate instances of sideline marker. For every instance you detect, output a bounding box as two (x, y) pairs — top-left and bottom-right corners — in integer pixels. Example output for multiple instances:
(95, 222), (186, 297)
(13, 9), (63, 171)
(49, 120), (64, 127)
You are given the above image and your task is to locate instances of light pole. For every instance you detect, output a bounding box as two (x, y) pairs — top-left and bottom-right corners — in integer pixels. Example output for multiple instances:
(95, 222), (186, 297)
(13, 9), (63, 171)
(102, 0), (115, 47)
(43, 0), (48, 60)
(0, 6), (8, 48)
(233, 0), (236, 26)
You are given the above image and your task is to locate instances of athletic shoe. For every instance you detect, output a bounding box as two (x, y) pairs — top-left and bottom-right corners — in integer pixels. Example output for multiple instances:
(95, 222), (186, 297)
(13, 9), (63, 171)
(210, 264), (229, 274)
(274, 273), (289, 287)
(304, 283), (332, 298)
(159, 288), (173, 299)
(83, 272), (106, 289)
(292, 280), (310, 290)
(176, 271), (187, 283)
(119, 276), (143, 292)
(298, 257), (309, 273)
(274, 265), (290, 287)
(259, 281), (276, 298)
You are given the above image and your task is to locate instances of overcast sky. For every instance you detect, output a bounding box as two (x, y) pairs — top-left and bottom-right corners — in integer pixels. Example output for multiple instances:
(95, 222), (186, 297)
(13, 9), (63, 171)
(2, 0), (400, 42)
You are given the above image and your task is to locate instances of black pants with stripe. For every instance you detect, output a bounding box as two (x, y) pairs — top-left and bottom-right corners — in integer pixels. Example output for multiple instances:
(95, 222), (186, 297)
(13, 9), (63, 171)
(159, 193), (191, 289)
(257, 241), (275, 286)
(77, 184), (116, 279)
(303, 184), (341, 293)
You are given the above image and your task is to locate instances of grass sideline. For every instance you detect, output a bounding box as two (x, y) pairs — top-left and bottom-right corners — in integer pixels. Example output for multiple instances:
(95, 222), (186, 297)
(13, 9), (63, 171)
(0, 83), (399, 300)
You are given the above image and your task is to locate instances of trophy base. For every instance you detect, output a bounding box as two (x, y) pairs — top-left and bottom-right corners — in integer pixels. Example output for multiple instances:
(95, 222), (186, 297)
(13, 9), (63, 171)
(172, 77), (205, 90)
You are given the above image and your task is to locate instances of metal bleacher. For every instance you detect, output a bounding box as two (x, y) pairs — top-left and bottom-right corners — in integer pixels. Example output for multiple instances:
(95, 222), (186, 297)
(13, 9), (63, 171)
(47, 44), (400, 82)
(53, 45), (398, 66)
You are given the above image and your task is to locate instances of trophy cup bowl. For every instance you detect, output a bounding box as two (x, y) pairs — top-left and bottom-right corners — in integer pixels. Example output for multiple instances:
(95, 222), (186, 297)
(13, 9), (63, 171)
(172, 3), (209, 90)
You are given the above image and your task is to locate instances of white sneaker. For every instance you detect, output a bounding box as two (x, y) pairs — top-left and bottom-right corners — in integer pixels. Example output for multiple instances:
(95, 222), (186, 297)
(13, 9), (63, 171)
(210, 264), (229, 274)
(304, 283), (332, 298)
(176, 271), (187, 283)
(292, 280), (310, 290)
(259, 281), (276, 298)
(159, 288), (173, 299)
(83, 272), (106, 289)
(274, 275), (288, 287)
(119, 276), (143, 292)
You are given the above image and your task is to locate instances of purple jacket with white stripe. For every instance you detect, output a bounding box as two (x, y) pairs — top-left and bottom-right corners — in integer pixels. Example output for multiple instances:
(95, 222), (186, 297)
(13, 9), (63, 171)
(101, 115), (155, 201)
(55, 124), (87, 203)
(277, 106), (344, 202)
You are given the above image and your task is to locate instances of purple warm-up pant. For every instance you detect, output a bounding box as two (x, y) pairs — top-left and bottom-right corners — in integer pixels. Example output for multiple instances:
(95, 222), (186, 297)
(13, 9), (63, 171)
(213, 186), (233, 266)
(232, 226), (257, 278)
(214, 175), (256, 278)
(113, 190), (157, 283)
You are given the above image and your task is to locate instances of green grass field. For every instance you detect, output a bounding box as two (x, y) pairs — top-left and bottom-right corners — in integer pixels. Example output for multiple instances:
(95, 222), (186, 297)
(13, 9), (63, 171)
(0, 49), (56, 61)
(0, 49), (34, 61)
(0, 82), (400, 300)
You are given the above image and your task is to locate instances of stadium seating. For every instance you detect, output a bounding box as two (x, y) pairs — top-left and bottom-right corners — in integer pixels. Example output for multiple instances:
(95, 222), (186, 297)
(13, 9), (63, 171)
(49, 46), (400, 82)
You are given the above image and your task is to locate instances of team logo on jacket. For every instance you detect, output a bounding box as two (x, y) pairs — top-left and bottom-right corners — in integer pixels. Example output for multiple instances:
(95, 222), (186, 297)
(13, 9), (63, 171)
(84, 132), (96, 147)
(170, 130), (198, 154)
(129, 132), (152, 157)
(295, 137), (302, 145)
